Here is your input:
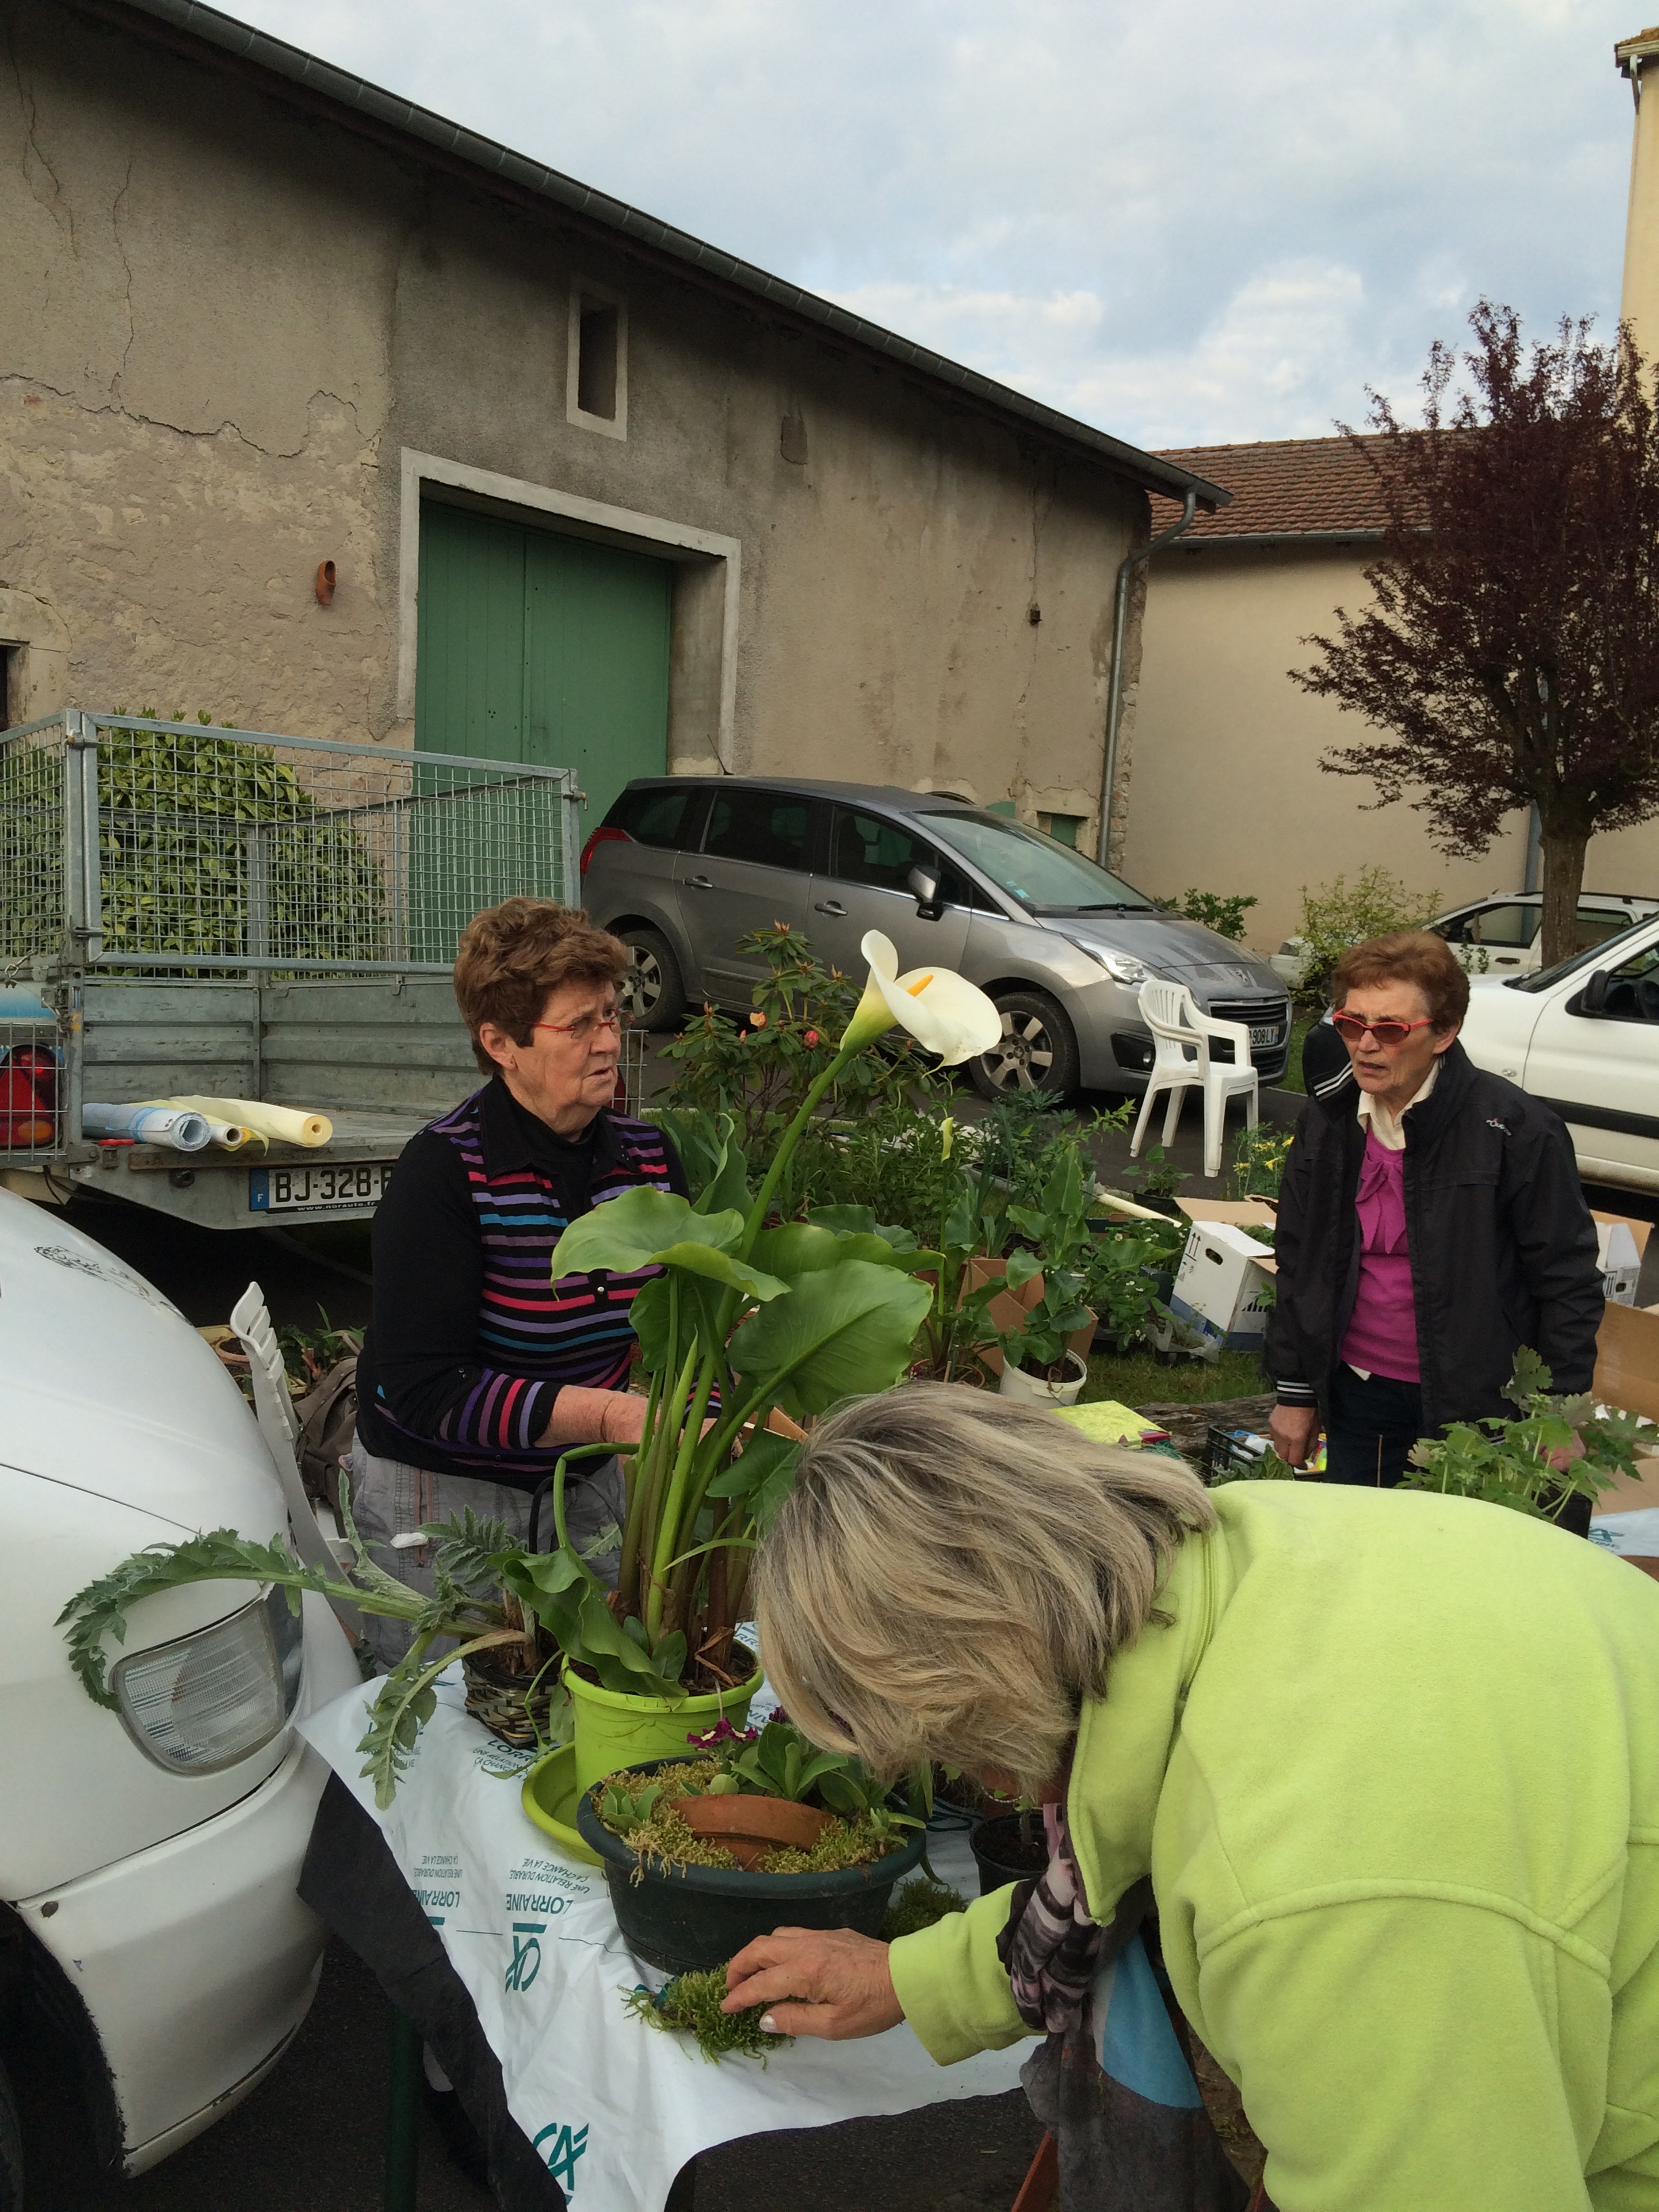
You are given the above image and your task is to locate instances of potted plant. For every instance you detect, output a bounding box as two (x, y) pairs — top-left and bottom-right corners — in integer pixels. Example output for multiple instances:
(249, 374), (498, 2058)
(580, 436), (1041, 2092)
(575, 1715), (926, 1971)
(533, 933), (998, 1786)
(985, 1145), (1096, 1406)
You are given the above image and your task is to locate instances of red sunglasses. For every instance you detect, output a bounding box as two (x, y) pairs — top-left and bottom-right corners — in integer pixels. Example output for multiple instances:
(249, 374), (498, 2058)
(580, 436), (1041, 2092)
(1332, 1010), (1435, 1047)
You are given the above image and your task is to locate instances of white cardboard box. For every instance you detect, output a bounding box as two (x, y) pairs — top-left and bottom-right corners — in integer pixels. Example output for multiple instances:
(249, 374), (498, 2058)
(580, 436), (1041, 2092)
(1597, 1219), (1643, 1307)
(1170, 1221), (1277, 1351)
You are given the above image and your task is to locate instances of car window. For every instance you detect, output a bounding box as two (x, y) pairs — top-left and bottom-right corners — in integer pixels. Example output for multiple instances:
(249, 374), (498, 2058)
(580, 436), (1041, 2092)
(1597, 939), (1659, 1023)
(918, 811), (1153, 914)
(703, 790), (811, 872)
(1431, 907), (1481, 943)
(1572, 907), (1635, 951)
(1462, 903), (1538, 948)
(828, 808), (929, 893)
(613, 785), (706, 851)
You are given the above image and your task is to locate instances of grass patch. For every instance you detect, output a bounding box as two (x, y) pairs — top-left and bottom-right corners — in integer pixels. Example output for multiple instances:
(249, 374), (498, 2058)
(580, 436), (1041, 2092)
(1277, 1010), (1319, 1096)
(625, 1966), (787, 2063)
(880, 1875), (968, 1940)
(1081, 1345), (1267, 1407)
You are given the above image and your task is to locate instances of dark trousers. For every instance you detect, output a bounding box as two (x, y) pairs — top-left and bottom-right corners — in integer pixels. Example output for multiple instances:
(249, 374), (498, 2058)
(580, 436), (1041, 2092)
(1324, 1365), (1422, 1488)
(1322, 1362), (1592, 1535)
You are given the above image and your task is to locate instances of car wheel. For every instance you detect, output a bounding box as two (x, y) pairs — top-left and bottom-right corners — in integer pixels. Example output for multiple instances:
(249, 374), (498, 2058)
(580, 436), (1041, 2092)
(969, 991), (1080, 1102)
(617, 928), (687, 1032)
(0, 2053), (21, 2212)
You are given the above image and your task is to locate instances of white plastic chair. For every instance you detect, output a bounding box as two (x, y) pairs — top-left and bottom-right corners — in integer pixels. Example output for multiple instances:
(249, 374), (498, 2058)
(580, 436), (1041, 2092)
(1130, 979), (1258, 1181)
(230, 1282), (362, 1631)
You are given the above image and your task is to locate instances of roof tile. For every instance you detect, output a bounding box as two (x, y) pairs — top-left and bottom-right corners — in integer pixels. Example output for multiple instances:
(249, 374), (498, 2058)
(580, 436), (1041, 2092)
(1149, 435), (1392, 539)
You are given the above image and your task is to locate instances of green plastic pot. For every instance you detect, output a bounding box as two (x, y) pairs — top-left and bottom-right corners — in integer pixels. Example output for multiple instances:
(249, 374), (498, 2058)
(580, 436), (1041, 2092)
(575, 1755), (927, 1973)
(565, 1643), (762, 1793)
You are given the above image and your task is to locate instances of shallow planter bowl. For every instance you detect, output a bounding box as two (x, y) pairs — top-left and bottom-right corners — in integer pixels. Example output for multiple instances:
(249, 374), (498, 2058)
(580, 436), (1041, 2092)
(575, 1755), (926, 1973)
(997, 1349), (1088, 1408)
(520, 1742), (604, 1868)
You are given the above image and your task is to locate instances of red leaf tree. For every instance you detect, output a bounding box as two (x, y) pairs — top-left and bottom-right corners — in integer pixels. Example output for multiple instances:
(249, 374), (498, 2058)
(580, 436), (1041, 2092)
(1292, 303), (1659, 965)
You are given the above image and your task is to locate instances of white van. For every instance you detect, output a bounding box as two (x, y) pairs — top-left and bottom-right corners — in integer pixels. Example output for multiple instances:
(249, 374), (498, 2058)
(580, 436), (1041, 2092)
(0, 1188), (360, 2202)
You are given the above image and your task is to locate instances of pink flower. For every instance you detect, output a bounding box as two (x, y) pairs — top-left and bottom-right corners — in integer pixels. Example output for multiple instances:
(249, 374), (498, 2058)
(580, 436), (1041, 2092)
(804, 1029), (819, 1048)
(750, 1010), (767, 1028)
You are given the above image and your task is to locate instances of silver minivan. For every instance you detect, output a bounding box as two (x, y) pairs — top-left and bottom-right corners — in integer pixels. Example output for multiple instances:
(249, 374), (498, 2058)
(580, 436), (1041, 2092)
(581, 779), (1290, 1098)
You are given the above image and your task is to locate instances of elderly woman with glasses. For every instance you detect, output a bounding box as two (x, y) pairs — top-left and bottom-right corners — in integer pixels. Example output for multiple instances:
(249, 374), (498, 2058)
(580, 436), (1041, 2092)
(348, 897), (684, 1654)
(1265, 930), (1603, 1502)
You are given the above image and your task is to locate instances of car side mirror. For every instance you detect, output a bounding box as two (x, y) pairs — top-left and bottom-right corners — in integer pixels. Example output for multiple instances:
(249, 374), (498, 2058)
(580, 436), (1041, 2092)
(908, 864), (943, 917)
(1581, 968), (1612, 1015)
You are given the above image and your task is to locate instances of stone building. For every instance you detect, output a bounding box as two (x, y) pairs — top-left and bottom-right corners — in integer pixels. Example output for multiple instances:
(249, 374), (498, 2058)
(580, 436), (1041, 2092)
(0, 0), (1220, 848)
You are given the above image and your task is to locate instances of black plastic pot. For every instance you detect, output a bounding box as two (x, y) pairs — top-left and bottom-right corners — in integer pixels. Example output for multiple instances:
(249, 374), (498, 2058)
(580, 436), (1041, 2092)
(574, 1755), (928, 1973)
(968, 1812), (1048, 1897)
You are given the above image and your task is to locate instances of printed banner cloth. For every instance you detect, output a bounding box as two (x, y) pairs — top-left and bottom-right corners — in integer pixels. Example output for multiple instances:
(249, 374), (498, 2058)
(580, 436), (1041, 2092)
(300, 1675), (1027, 2210)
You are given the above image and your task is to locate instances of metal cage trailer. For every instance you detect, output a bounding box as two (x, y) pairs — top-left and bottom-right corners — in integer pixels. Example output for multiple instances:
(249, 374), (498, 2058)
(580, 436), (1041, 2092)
(0, 712), (588, 1229)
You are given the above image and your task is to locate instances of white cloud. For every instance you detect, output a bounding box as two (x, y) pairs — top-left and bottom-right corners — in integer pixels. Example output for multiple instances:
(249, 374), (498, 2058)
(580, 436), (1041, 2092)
(223, 0), (1635, 450)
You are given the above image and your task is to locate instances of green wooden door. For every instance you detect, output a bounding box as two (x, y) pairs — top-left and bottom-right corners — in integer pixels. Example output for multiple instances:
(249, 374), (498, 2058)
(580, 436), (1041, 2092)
(415, 501), (672, 830)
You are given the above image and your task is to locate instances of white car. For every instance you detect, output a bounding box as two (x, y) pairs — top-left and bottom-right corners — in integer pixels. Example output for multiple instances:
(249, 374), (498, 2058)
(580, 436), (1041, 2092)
(1458, 915), (1659, 1194)
(0, 1190), (360, 2202)
(1268, 891), (1659, 989)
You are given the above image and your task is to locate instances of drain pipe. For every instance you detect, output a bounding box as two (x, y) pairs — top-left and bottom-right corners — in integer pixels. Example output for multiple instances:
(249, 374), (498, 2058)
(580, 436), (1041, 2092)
(1097, 487), (1199, 867)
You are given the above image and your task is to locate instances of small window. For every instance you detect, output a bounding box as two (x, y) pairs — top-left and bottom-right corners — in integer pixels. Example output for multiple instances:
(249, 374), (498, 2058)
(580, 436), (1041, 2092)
(0, 645), (18, 731)
(703, 790), (811, 872)
(567, 285), (628, 439)
(614, 785), (706, 852)
(1572, 907), (1635, 952)
(1599, 940), (1659, 1024)
(1036, 811), (1086, 850)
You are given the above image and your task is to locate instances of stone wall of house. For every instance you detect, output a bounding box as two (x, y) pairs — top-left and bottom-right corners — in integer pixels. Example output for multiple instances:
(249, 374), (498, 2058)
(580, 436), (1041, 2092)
(0, 0), (1145, 849)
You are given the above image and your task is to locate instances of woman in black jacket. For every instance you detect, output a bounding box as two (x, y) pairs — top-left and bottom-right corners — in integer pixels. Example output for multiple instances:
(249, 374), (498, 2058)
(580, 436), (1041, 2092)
(1265, 932), (1603, 1504)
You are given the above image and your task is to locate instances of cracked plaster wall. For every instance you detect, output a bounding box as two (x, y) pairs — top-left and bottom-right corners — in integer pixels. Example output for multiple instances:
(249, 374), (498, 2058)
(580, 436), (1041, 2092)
(1, 0), (1144, 838)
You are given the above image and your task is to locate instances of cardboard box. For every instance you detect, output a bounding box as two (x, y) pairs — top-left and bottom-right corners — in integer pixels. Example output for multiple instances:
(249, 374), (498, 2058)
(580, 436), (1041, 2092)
(1176, 1197), (1277, 1231)
(1591, 1208), (1653, 1261)
(962, 1254), (1096, 1379)
(1596, 1218), (1644, 1307)
(1168, 1221), (1277, 1351)
(1593, 1300), (1659, 1426)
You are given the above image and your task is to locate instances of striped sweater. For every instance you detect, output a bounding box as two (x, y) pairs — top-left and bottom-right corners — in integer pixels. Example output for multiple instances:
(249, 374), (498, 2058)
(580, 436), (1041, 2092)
(355, 1078), (686, 1486)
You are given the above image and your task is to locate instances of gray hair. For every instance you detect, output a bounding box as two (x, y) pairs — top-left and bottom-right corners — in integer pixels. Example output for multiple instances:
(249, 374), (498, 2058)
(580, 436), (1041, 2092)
(752, 1382), (1215, 1796)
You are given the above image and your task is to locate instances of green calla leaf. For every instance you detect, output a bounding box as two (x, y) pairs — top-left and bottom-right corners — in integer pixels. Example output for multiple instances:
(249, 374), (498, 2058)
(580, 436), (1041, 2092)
(805, 1205), (918, 1252)
(550, 1187), (786, 1299)
(728, 1259), (932, 1418)
(705, 1426), (798, 1500)
(1003, 1250), (1042, 1292)
(750, 1222), (919, 1282)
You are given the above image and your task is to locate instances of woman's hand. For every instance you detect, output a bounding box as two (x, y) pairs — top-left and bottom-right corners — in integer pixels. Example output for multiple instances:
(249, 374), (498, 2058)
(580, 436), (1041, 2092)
(1268, 1403), (1320, 1468)
(722, 1927), (903, 2040)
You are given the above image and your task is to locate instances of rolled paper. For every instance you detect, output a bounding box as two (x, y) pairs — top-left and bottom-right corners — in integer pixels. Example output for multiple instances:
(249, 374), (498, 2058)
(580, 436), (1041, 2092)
(161, 1095), (333, 1148)
(83, 1104), (211, 1151)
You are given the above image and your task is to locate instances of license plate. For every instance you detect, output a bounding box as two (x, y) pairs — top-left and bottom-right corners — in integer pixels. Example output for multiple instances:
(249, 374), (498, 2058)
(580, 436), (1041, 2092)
(1250, 1024), (1283, 1049)
(249, 1161), (394, 1214)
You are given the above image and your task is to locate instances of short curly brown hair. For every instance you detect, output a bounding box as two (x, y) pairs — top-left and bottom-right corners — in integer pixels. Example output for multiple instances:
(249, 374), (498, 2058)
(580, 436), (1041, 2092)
(453, 899), (628, 1074)
(1330, 930), (1469, 1031)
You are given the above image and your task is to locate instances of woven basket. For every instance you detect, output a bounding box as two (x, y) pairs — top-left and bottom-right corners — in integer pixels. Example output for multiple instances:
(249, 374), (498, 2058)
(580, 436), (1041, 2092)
(462, 1642), (562, 1748)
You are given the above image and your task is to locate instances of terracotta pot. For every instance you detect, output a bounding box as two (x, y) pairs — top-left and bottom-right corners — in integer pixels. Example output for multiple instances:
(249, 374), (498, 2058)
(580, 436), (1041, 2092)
(679, 1793), (830, 1869)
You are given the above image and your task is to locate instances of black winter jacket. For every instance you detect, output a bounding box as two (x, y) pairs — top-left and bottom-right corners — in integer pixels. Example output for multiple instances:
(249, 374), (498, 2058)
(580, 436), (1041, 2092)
(1265, 1041), (1603, 1429)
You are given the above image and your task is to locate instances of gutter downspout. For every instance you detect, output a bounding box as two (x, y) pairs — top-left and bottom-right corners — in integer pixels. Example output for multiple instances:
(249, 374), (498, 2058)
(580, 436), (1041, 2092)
(1097, 487), (1199, 867)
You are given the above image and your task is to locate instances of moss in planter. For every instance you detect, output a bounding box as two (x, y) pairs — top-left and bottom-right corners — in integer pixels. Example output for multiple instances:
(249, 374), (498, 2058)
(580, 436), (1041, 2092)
(623, 1966), (790, 2064)
(594, 1761), (897, 1875)
(880, 1875), (967, 1940)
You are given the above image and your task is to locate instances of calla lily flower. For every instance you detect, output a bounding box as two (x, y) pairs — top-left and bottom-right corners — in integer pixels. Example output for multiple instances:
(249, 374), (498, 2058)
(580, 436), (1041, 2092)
(838, 931), (1002, 1065)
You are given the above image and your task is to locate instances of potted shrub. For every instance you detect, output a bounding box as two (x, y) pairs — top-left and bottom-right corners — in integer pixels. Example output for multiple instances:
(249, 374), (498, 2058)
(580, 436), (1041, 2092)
(575, 1715), (926, 1971)
(983, 1145), (1096, 1405)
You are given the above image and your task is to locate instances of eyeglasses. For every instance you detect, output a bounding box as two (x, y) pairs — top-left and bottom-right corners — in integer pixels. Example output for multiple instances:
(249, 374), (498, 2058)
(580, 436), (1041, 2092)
(533, 1010), (623, 1044)
(1332, 1010), (1435, 1047)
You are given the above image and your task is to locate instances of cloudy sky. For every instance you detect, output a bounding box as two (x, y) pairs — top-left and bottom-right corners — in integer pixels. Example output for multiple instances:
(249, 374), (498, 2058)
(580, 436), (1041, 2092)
(229, 0), (1638, 453)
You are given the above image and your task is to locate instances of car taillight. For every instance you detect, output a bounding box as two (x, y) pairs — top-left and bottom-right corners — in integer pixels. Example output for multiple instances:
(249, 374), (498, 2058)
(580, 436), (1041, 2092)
(580, 825), (632, 877)
(112, 1586), (304, 1774)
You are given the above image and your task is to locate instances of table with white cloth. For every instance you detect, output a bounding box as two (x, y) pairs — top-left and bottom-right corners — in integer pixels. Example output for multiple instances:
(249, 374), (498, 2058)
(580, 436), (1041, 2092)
(297, 1669), (1029, 2212)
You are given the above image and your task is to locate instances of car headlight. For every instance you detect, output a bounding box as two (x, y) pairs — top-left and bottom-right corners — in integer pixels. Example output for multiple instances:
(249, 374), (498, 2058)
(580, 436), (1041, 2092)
(112, 1586), (304, 1775)
(1069, 942), (1148, 985)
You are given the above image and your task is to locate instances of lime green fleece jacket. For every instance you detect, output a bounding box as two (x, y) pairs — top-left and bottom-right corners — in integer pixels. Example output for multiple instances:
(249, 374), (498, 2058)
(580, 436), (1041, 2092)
(888, 1483), (1659, 2211)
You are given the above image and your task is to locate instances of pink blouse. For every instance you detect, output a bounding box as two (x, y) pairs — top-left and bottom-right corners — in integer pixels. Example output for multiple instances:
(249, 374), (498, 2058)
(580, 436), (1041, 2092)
(1338, 1131), (1420, 1382)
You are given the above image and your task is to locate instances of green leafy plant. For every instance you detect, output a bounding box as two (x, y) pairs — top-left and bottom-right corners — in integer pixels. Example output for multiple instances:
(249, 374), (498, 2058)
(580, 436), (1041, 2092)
(996, 1143), (1096, 1380)
(1400, 1348), (1643, 1520)
(1122, 1140), (1189, 1205)
(1154, 889), (1259, 941)
(691, 1714), (916, 1830)
(1229, 1123), (1294, 1202)
(535, 940), (997, 1700)
(600, 1782), (666, 1834)
(1292, 867), (1441, 1007)
(57, 1498), (573, 1808)
(1081, 1221), (1179, 1348)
